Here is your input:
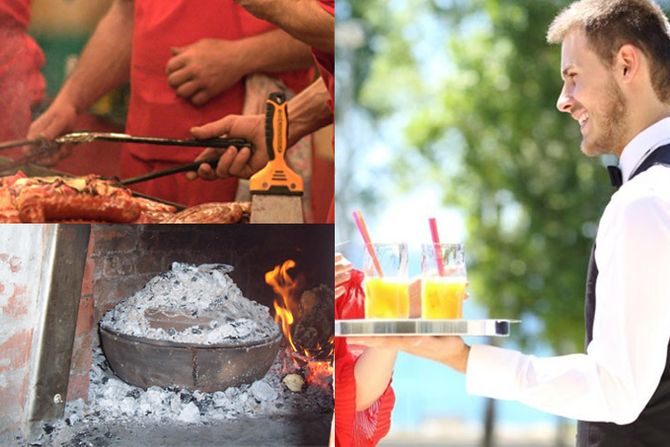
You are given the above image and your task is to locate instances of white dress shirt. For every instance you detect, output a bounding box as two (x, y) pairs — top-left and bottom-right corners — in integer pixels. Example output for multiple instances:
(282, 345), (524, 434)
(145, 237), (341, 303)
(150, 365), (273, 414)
(466, 117), (670, 424)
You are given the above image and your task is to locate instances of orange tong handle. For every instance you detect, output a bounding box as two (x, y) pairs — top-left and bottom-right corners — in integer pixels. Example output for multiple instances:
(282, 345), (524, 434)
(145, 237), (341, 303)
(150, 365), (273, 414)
(250, 92), (303, 194)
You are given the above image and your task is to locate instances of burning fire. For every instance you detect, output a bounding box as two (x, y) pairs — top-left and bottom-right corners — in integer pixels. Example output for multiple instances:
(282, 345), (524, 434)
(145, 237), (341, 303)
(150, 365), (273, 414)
(265, 259), (301, 352)
(265, 260), (334, 388)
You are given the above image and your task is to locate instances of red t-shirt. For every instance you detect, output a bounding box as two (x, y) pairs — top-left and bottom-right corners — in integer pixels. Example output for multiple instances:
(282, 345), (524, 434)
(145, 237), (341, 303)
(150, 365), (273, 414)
(335, 270), (395, 446)
(0, 0), (45, 141)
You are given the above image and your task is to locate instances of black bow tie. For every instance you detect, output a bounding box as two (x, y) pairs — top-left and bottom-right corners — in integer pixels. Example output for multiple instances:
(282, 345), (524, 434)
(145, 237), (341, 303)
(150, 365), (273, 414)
(607, 165), (623, 188)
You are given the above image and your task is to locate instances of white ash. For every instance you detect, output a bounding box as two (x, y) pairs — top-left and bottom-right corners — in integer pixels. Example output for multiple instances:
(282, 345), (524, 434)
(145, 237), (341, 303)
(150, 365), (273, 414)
(25, 345), (333, 445)
(22, 345), (332, 446)
(100, 262), (279, 344)
(177, 402), (201, 424)
(250, 380), (278, 402)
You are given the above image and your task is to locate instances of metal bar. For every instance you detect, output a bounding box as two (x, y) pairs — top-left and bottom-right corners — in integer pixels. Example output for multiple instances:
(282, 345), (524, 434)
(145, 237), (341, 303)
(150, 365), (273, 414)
(130, 191), (186, 211)
(120, 157), (219, 186)
(27, 225), (91, 425)
(0, 140), (59, 173)
(96, 135), (252, 150)
(0, 138), (43, 151)
(0, 156), (37, 173)
(334, 319), (519, 337)
(55, 132), (253, 151)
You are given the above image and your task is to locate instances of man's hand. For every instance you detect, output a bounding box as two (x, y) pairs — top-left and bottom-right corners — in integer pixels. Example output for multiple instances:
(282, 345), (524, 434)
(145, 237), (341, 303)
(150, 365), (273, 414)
(353, 336), (471, 373)
(166, 39), (247, 107)
(25, 101), (79, 166)
(187, 114), (267, 180)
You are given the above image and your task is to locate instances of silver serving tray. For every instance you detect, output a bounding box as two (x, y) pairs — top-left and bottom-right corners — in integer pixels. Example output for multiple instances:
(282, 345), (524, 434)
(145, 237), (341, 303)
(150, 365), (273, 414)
(335, 319), (519, 337)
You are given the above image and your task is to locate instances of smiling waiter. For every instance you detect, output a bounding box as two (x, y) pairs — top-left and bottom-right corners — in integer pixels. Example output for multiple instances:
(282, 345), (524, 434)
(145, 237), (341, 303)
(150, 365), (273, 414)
(28, 0), (313, 206)
(189, 0), (335, 222)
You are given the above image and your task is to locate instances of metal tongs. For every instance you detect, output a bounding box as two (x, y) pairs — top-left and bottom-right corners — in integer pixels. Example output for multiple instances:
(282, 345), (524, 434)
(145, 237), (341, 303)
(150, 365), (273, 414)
(52, 132), (252, 150)
(119, 157), (219, 186)
(0, 131), (252, 173)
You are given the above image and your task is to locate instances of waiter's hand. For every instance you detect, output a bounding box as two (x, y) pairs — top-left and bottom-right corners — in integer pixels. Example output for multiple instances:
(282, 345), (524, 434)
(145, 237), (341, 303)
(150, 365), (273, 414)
(25, 101), (78, 166)
(187, 114), (267, 180)
(166, 39), (246, 107)
(353, 336), (471, 373)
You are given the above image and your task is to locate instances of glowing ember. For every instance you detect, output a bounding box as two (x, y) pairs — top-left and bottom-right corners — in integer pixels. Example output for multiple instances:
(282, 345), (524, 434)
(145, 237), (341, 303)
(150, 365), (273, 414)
(306, 360), (333, 390)
(265, 260), (334, 389)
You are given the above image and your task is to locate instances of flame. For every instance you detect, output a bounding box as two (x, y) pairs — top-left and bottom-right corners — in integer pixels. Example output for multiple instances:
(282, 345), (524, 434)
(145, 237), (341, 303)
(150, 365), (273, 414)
(265, 259), (300, 352)
(266, 260), (334, 389)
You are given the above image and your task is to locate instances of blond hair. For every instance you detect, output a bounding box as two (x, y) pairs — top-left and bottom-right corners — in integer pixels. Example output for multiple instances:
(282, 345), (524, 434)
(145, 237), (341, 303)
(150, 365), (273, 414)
(547, 0), (670, 102)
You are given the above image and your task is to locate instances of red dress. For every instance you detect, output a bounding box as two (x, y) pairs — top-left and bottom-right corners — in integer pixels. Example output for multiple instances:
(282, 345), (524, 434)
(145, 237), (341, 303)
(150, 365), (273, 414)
(0, 0), (44, 143)
(335, 270), (395, 447)
(122, 0), (312, 205)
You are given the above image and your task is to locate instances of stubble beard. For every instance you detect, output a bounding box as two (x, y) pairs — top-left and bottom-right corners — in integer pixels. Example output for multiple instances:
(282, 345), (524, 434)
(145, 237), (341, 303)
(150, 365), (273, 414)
(580, 78), (628, 157)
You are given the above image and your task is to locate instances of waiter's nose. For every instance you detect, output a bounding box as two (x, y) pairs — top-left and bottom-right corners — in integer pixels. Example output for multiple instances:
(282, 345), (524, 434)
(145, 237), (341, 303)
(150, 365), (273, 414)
(556, 83), (573, 113)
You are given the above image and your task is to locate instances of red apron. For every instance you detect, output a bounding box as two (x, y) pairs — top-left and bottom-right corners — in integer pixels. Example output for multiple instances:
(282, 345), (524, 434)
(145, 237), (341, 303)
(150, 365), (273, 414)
(0, 0), (44, 143)
(123, 0), (311, 205)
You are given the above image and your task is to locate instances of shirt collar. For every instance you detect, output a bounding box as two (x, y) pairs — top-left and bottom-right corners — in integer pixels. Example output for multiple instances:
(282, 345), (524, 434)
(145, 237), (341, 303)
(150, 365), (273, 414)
(619, 117), (670, 182)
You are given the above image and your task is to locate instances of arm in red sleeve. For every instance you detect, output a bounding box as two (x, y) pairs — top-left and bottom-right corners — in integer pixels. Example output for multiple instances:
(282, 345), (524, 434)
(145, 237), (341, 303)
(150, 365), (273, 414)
(335, 270), (395, 446)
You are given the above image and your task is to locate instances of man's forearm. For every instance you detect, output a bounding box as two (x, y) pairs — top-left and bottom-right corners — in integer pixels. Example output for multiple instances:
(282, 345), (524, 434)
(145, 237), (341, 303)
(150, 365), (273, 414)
(270, 0), (334, 53)
(287, 79), (333, 146)
(54, 0), (134, 112)
(240, 0), (334, 53)
(237, 29), (314, 75)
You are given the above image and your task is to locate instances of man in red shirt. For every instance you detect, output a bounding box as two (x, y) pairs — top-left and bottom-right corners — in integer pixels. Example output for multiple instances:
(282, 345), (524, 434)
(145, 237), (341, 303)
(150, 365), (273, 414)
(189, 0), (335, 221)
(27, 0), (313, 206)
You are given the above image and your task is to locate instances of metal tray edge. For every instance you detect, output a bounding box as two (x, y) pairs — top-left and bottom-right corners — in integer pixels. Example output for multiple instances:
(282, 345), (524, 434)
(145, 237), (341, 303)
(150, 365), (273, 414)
(334, 319), (519, 337)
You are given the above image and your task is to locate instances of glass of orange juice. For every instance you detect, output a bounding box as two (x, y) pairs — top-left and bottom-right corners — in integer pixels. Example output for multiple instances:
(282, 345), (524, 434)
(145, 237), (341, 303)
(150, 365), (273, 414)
(421, 243), (467, 319)
(363, 243), (410, 319)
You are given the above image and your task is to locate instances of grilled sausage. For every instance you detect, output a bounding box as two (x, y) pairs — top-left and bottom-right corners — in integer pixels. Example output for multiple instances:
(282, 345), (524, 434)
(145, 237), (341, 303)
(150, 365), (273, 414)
(19, 195), (141, 223)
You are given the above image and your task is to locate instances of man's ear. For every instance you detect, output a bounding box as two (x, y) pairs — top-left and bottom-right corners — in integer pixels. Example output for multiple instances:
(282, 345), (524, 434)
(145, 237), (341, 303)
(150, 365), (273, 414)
(616, 44), (640, 82)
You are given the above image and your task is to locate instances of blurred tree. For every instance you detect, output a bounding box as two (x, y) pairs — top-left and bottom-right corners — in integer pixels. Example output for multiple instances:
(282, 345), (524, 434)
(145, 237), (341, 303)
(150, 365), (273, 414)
(342, 0), (626, 354)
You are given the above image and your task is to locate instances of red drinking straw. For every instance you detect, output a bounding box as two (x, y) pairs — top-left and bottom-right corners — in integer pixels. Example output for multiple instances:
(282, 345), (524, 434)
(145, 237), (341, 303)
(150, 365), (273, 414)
(352, 210), (384, 277)
(429, 217), (446, 276)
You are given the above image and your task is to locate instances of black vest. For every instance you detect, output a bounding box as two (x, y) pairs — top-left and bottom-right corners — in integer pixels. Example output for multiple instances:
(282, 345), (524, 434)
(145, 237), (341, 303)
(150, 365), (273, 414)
(577, 144), (670, 447)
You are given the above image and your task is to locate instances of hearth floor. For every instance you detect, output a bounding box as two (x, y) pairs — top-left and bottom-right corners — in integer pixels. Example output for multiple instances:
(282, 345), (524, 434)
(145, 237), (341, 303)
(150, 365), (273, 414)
(26, 415), (330, 447)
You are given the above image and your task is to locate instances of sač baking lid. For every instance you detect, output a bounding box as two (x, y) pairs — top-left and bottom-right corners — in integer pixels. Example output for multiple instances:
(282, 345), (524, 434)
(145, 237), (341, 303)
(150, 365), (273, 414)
(99, 325), (283, 392)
